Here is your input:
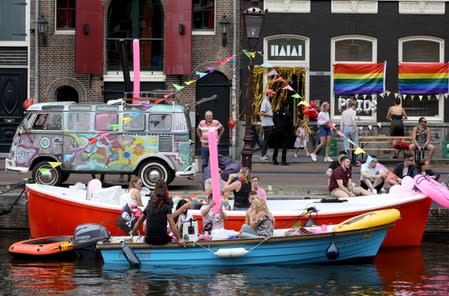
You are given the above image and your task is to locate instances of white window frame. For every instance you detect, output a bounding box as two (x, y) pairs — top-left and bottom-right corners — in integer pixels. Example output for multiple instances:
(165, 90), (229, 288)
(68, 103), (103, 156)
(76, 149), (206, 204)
(399, 36), (445, 122)
(192, 0), (216, 35)
(331, 35), (378, 121)
(54, 0), (76, 35)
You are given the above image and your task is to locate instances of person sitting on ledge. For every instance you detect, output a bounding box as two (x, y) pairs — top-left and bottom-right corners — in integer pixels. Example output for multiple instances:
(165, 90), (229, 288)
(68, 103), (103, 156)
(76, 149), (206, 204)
(329, 156), (373, 198)
(359, 157), (386, 194)
(408, 117), (435, 162)
(413, 159), (440, 181)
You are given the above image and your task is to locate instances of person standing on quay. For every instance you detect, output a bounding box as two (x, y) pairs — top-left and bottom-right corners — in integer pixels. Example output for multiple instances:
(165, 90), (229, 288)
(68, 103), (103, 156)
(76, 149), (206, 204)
(196, 110), (224, 172)
(386, 97), (408, 159)
(272, 101), (293, 166)
(310, 102), (333, 162)
(259, 89), (275, 161)
(340, 99), (358, 154)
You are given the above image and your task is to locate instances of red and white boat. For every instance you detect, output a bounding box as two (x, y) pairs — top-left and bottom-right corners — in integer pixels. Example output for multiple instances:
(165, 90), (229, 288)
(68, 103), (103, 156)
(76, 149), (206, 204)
(25, 183), (432, 248)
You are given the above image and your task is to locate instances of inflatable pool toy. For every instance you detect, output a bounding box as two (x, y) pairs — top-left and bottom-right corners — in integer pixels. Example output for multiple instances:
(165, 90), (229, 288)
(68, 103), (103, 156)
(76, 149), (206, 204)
(334, 209), (401, 232)
(414, 174), (449, 208)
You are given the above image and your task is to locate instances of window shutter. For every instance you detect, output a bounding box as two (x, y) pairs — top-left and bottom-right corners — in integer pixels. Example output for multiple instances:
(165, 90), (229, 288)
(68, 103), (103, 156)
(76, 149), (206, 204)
(75, 0), (104, 74)
(164, 0), (192, 75)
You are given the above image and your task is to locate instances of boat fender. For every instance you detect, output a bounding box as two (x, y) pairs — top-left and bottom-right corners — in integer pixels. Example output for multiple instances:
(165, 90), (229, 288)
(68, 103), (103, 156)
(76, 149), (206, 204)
(121, 242), (141, 268)
(214, 247), (248, 258)
(326, 240), (339, 260)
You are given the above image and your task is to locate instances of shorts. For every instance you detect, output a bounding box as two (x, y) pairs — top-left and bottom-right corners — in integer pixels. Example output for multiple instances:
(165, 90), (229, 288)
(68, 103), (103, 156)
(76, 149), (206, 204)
(319, 125), (331, 137)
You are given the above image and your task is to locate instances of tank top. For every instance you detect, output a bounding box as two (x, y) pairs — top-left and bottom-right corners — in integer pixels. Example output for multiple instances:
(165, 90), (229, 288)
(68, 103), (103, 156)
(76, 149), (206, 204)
(233, 180), (251, 209)
(415, 127), (428, 145)
(144, 202), (172, 244)
(120, 189), (138, 209)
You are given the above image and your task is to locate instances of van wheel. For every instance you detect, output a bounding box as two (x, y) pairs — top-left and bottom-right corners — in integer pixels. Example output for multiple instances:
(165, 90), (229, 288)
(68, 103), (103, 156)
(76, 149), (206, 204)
(139, 160), (172, 189)
(32, 161), (63, 186)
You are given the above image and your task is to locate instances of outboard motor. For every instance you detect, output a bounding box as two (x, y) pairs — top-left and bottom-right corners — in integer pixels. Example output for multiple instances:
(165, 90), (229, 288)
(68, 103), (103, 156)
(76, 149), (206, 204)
(73, 224), (110, 258)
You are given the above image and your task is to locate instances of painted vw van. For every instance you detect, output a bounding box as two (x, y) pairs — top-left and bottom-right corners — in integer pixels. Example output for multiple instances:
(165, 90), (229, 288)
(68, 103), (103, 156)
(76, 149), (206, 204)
(5, 101), (196, 188)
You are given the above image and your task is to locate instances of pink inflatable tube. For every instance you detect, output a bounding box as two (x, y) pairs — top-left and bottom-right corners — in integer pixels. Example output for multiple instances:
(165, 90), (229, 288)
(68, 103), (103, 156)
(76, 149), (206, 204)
(414, 174), (449, 208)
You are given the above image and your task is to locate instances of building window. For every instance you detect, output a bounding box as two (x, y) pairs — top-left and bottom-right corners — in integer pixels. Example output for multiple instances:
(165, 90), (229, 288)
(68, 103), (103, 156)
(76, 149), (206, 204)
(192, 0), (214, 31)
(335, 39), (374, 62)
(106, 0), (163, 71)
(399, 37), (444, 120)
(332, 36), (377, 119)
(56, 0), (75, 30)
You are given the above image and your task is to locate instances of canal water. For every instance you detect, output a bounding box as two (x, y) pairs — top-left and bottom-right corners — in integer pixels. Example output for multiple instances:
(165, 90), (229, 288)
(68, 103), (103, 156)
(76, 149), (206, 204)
(1, 230), (449, 295)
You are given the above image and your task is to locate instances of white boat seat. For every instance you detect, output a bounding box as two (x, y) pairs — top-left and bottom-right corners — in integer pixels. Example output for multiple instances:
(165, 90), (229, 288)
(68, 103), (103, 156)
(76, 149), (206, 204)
(91, 186), (124, 205)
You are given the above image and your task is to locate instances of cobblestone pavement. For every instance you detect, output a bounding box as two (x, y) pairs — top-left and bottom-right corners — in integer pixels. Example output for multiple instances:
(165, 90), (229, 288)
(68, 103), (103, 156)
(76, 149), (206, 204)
(2, 155), (449, 196)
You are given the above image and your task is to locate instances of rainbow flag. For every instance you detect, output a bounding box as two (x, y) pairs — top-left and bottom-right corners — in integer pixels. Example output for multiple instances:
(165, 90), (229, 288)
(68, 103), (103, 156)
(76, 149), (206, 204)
(333, 63), (385, 95)
(398, 63), (449, 94)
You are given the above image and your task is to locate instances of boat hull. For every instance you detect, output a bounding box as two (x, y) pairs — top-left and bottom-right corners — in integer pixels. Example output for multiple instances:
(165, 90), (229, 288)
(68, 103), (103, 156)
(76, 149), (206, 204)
(98, 226), (390, 267)
(26, 184), (432, 248)
(192, 196), (432, 248)
(27, 185), (124, 237)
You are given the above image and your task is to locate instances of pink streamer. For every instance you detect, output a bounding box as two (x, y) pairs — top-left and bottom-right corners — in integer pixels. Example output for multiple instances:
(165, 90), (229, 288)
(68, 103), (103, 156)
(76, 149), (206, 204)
(208, 130), (221, 213)
(133, 39), (140, 99)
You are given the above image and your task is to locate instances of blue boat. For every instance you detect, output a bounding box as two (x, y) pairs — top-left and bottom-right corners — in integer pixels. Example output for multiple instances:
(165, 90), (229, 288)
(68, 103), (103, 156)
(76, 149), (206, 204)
(97, 209), (400, 268)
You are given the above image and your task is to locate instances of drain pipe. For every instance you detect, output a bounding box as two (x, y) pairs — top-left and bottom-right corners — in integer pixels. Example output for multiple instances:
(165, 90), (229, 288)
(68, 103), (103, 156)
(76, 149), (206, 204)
(230, 0), (237, 159)
(34, 0), (40, 102)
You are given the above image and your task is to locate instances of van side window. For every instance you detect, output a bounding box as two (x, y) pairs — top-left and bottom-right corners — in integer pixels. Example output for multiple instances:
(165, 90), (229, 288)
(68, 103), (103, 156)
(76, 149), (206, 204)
(33, 113), (62, 130)
(149, 114), (171, 132)
(95, 113), (118, 131)
(124, 112), (145, 131)
(68, 113), (91, 131)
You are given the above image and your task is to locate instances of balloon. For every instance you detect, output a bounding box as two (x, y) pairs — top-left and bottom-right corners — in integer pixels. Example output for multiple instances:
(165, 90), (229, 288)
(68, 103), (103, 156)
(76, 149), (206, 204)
(389, 185), (402, 195)
(227, 118), (236, 129)
(23, 97), (34, 110)
(133, 39), (140, 98)
(208, 130), (221, 213)
(303, 108), (310, 115)
(310, 101), (317, 109)
(309, 110), (318, 120)
(402, 176), (415, 191)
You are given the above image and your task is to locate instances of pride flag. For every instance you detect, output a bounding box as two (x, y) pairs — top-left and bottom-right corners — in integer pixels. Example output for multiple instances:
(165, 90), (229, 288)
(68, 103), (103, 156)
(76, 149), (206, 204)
(333, 63), (385, 95)
(398, 63), (449, 95)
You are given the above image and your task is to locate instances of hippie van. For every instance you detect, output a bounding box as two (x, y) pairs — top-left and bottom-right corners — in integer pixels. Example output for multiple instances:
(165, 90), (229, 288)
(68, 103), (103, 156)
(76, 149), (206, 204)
(5, 100), (196, 188)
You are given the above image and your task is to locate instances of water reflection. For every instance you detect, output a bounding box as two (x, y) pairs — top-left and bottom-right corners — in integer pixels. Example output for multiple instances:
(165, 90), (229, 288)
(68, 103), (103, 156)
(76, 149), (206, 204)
(9, 262), (76, 293)
(2, 231), (449, 295)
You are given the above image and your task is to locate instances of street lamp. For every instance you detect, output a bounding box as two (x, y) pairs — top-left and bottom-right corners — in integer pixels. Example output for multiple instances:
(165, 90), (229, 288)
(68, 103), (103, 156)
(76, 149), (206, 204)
(241, 1), (266, 169)
(219, 15), (231, 48)
(37, 16), (48, 47)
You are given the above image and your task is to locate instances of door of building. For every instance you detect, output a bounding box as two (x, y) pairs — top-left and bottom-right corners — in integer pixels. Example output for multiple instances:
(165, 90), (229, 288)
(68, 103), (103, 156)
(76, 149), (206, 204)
(0, 69), (27, 153)
(195, 71), (230, 156)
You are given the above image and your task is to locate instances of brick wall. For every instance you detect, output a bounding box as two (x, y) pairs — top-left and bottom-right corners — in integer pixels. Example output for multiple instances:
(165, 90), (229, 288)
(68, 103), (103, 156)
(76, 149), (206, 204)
(30, 0), (239, 107)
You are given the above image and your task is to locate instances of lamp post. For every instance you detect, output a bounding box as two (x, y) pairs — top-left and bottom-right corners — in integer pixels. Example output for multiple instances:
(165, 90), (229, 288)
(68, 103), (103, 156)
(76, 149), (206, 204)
(241, 1), (266, 169)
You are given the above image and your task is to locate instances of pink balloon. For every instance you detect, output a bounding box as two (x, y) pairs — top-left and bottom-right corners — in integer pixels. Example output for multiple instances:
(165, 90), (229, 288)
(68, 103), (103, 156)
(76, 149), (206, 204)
(208, 130), (221, 213)
(389, 185), (402, 195)
(133, 39), (140, 98)
(402, 176), (415, 191)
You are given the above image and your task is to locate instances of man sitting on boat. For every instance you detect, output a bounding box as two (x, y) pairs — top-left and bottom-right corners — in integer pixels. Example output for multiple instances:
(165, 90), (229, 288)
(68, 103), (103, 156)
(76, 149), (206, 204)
(131, 189), (187, 246)
(329, 156), (373, 198)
